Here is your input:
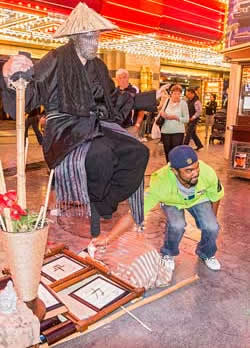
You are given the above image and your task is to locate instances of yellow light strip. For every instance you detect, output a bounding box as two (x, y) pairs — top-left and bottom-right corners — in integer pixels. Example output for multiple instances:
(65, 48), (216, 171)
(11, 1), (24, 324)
(148, 0), (223, 24)
(27, 0), (73, 10)
(106, 1), (161, 17)
(106, 16), (216, 43)
(106, 1), (223, 33)
(0, 16), (35, 29)
(159, 28), (216, 42)
(161, 15), (223, 32)
(105, 15), (158, 30)
(0, 1), (47, 15)
(183, 0), (225, 15)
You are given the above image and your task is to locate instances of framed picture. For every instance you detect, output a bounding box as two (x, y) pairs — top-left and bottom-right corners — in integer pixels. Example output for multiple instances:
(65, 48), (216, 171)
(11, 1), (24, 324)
(69, 276), (129, 312)
(38, 282), (68, 319)
(42, 254), (88, 282)
(39, 282), (61, 310)
(234, 152), (247, 169)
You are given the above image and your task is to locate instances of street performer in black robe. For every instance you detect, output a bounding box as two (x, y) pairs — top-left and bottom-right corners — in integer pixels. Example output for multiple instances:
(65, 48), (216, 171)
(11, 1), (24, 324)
(2, 2), (167, 237)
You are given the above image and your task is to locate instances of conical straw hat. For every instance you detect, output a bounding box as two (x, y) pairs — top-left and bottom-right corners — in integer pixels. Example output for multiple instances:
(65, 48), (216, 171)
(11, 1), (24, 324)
(54, 2), (118, 38)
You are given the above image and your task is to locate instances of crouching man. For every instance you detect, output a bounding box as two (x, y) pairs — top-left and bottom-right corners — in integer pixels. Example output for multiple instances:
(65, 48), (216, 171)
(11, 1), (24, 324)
(93, 145), (224, 271)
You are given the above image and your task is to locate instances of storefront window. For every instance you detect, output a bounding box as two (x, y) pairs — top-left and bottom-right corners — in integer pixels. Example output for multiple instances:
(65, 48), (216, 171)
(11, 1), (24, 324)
(239, 66), (250, 116)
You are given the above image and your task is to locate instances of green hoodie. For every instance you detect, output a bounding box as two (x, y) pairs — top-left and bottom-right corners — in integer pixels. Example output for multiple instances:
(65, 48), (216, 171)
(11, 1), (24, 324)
(144, 160), (224, 215)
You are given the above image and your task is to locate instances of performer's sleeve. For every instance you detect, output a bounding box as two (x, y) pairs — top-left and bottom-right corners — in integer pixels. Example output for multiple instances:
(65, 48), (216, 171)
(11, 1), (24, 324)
(1, 50), (57, 119)
(114, 91), (134, 123)
(134, 91), (157, 112)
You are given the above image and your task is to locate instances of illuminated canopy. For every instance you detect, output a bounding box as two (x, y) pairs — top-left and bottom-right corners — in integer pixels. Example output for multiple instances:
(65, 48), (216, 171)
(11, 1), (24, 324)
(0, 0), (229, 66)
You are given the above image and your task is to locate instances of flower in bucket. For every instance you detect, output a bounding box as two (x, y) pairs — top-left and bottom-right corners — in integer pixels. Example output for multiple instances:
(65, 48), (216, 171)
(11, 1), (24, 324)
(0, 190), (43, 232)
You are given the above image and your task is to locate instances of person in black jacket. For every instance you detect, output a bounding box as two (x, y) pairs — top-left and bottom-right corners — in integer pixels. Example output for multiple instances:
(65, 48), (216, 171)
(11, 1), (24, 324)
(184, 88), (203, 151)
(205, 94), (217, 139)
(115, 68), (145, 138)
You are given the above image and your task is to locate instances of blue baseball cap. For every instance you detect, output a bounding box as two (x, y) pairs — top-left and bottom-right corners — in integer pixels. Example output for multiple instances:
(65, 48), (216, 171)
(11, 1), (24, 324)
(169, 145), (198, 169)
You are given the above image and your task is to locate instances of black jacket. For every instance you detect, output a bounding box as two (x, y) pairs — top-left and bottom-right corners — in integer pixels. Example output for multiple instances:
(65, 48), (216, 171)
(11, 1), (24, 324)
(205, 101), (217, 115)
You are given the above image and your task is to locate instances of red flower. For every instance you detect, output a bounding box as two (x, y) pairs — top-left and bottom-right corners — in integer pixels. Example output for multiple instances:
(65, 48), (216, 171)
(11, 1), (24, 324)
(5, 190), (17, 201)
(10, 209), (21, 220)
(0, 194), (7, 208)
(2, 195), (15, 208)
(0, 191), (27, 221)
(12, 203), (27, 216)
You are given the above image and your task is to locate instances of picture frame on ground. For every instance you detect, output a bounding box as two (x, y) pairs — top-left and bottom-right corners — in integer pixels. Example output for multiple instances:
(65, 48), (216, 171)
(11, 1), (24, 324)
(42, 252), (91, 283)
(69, 275), (128, 312)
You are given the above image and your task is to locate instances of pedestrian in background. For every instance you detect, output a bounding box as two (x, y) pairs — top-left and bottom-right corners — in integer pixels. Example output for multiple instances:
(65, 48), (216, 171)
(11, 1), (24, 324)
(205, 93), (217, 139)
(184, 87), (203, 151)
(160, 84), (189, 162)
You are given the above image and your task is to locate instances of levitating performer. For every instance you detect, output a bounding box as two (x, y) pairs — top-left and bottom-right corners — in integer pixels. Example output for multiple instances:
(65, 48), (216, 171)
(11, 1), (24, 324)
(2, 3), (166, 237)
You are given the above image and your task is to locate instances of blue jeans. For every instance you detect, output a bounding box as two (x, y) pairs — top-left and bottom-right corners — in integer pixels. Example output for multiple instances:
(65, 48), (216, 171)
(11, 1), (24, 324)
(160, 201), (219, 259)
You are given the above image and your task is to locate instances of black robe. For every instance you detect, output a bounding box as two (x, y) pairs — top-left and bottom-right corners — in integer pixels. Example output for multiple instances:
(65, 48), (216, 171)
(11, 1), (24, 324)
(1, 42), (157, 217)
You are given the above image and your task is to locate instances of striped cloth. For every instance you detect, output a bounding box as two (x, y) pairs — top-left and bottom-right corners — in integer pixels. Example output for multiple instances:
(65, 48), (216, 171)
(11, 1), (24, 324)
(100, 231), (173, 290)
(55, 142), (91, 216)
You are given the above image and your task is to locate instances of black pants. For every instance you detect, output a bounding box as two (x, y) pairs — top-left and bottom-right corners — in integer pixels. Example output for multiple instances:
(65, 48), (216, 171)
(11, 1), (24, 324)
(184, 119), (203, 148)
(161, 133), (184, 163)
(85, 127), (149, 217)
(25, 115), (43, 145)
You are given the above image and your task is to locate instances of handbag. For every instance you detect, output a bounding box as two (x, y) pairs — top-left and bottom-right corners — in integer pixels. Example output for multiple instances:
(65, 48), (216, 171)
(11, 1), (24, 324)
(155, 98), (170, 128)
(151, 120), (161, 139)
(156, 115), (165, 128)
(151, 98), (170, 139)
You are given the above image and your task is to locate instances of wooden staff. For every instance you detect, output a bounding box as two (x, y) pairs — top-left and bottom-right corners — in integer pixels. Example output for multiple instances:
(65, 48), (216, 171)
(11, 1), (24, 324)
(12, 77), (28, 209)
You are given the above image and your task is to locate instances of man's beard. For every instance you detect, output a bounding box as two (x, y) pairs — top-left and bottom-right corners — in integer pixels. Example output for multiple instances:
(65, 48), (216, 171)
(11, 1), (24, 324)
(179, 174), (199, 187)
(189, 178), (198, 187)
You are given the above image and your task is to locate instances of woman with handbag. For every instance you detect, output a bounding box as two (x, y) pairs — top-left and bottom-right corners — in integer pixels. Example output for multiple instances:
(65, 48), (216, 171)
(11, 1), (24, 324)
(160, 84), (189, 162)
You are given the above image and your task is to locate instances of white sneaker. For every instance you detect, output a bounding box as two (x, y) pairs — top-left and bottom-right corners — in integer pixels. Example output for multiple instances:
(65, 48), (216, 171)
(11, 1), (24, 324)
(203, 256), (221, 271)
(161, 255), (175, 271)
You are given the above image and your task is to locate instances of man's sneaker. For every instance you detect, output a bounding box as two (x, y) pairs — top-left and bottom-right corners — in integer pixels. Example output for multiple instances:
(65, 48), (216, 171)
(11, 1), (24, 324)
(161, 255), (175, 271)
(202, 256), (221, 271)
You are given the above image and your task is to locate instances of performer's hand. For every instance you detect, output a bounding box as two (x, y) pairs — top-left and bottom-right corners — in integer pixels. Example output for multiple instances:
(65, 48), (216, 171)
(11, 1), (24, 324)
(156, 83), (171, 99)
(92, 236), (108, 248)
(3, 55), (33, 79)
(128, 125), (139, 137)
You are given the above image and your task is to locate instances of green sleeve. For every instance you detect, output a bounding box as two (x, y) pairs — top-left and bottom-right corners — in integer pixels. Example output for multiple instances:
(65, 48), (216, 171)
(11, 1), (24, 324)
(144, 185), (161, 216)
(205, 165), (224, 202)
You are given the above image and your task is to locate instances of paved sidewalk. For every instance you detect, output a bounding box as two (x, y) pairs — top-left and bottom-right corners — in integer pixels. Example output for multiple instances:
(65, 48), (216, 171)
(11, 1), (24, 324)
(0, 126), (249, 348)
